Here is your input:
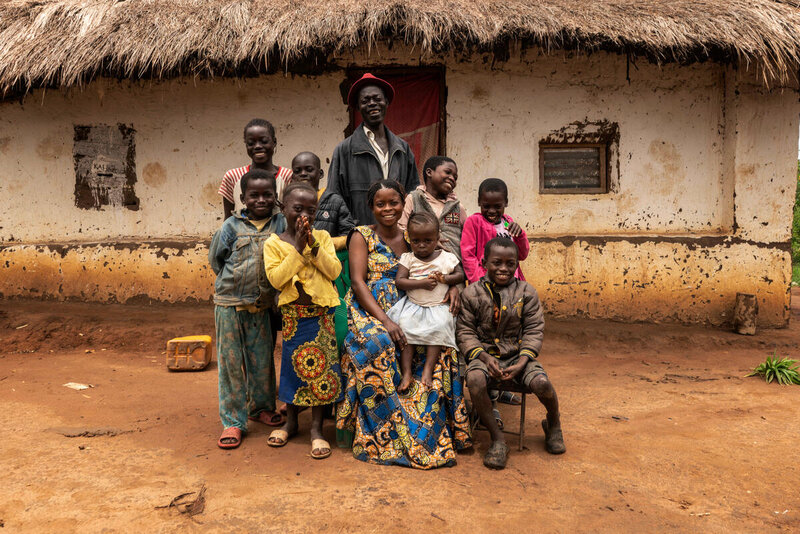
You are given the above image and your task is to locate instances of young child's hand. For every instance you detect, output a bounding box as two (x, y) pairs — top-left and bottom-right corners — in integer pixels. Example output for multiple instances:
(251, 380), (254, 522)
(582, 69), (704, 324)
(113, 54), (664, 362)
(302, 216), (319, 252)
(295, 216), (309, 252)
(420, 275), (438, 291)
(303, 216), (314, 239)
(506, 221), (522, 238)
(430, 271), (446, 284)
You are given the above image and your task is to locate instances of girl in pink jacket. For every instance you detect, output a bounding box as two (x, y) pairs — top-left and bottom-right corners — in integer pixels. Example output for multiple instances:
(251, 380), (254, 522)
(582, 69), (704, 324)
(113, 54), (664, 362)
(461, 178), (530, 283)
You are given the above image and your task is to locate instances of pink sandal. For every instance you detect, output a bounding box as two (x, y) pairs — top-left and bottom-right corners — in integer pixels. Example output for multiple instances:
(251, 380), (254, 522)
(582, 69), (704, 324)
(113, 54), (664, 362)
(217, 427), (242, 449)
(248, 411), (285, 427)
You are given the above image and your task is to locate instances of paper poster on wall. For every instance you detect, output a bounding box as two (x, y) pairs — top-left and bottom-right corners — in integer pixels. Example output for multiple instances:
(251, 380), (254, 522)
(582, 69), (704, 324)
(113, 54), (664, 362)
(73, 124), (139, 210)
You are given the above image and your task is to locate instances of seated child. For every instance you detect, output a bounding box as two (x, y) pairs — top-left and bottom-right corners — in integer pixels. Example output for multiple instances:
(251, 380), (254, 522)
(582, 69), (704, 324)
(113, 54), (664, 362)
(387, 212), (465, 391)
(458, 237), (565, 470)
(218, 118), (293, 220)
(291, 151), (356, 251)
(263, 182), (343, 460)
(461, 178), (530, 284)
(399, 156), (467, 262)
(208, 169), (287, 449)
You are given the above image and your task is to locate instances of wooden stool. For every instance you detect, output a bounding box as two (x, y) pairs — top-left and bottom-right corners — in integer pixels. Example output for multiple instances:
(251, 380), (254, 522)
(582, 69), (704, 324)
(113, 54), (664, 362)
(498, 382), (528, 451)
(472, 381), (528, 451)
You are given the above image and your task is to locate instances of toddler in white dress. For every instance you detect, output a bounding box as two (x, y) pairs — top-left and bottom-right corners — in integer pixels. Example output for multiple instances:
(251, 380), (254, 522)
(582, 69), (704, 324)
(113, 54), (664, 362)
(387, 212), (466, 391)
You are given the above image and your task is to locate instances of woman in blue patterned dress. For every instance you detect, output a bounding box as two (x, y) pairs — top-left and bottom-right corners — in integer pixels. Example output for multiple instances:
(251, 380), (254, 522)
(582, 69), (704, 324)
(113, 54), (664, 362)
(336, 179), (472, 469)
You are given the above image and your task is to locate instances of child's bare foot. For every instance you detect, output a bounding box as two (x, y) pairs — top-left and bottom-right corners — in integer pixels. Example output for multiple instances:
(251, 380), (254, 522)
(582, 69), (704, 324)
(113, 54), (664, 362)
(398, 373), (413, 393)
(421, 368), (434, 388)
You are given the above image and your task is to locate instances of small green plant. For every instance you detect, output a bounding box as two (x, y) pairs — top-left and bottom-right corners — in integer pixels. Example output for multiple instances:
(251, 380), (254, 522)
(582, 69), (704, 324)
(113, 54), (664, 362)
(747, 353), (800, 385)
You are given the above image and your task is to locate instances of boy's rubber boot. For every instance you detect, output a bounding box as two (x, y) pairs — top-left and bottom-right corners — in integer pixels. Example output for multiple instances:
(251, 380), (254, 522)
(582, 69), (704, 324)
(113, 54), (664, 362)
(541, 419), (566, 454)
(483, 441), (509, 469)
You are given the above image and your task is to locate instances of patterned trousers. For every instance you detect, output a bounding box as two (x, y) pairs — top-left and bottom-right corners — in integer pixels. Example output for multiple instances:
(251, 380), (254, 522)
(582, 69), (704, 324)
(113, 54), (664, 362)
(215, 306), (276, 431)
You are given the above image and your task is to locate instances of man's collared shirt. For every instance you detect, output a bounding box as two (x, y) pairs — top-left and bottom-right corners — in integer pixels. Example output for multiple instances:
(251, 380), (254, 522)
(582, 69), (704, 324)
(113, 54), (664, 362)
(363, 124), (389, 179)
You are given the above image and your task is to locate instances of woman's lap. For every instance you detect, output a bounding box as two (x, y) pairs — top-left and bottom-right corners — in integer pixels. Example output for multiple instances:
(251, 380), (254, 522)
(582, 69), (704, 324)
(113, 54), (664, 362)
(337, 302), (472, 468)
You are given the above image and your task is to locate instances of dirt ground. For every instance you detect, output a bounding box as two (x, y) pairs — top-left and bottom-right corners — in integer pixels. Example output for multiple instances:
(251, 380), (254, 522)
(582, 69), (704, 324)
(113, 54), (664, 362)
(1, 291), (799, 533)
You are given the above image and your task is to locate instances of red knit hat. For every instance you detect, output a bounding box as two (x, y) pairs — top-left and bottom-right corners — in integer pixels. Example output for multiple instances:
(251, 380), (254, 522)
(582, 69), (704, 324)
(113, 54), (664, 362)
(347, 73), (395, 108)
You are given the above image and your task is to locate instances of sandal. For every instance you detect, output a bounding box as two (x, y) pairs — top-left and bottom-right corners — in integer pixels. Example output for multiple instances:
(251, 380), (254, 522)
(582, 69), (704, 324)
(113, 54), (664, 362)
(492, 407), (504, 430)
(541, 419), (566, 455)
(483, 441), (509, 470)
(248, 410), (285, 427)
(474, 407), (504, 431)
(217, 427), (243, 449)
(267, 429), (293, 448)
(498, 391), (522, 405)
(310, 438), (332, 460)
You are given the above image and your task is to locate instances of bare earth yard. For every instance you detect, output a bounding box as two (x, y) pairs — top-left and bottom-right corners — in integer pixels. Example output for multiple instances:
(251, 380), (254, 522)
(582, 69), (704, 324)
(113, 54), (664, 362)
(1, 292), (799, 533)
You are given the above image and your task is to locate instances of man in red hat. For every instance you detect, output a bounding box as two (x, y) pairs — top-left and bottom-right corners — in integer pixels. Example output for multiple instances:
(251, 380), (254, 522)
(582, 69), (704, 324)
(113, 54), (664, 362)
(327, 73), (419, 225)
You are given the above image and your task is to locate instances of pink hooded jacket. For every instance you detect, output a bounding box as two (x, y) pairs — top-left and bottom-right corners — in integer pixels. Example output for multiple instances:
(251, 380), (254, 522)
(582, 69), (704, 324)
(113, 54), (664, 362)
(460, 213), (530, 283)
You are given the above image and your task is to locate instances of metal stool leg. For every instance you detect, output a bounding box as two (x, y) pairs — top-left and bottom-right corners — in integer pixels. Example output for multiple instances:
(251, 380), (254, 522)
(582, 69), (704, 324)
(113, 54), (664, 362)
(519, 393), (526, 451)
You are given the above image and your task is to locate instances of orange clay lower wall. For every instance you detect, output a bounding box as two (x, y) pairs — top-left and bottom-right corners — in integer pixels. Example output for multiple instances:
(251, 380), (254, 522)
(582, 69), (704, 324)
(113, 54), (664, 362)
(0, 241), (215, 304)
(521, 236), (790, 327)
(0, 236), (790, 327)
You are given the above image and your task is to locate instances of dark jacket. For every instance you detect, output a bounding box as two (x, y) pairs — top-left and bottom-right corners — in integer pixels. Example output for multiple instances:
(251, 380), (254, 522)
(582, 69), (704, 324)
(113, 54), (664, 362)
(314, 189), (356, 238)
(457, 277), (544, 362)
(327, 125), (419, 225)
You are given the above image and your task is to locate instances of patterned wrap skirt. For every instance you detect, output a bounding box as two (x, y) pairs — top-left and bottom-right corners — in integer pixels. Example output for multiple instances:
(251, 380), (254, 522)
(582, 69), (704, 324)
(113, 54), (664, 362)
(337, 277), (472, 469)
(279, 304), (344, 407)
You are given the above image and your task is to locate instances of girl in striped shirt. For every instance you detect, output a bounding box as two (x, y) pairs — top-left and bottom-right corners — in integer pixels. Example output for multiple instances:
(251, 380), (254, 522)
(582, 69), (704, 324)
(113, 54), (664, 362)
(218, 118), (293, 220)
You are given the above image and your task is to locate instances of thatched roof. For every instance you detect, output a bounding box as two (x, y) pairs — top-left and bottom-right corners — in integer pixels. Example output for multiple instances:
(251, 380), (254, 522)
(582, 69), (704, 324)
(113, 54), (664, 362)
(1, 0), (800, 93)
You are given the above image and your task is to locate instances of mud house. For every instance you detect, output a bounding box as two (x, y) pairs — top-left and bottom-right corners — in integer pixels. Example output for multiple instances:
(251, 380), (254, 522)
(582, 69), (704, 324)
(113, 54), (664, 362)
(1, 1), (799, 326)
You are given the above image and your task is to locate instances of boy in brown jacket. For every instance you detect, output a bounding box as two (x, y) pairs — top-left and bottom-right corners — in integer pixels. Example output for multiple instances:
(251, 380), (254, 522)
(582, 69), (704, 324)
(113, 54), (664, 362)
(457, 237), (565, 469)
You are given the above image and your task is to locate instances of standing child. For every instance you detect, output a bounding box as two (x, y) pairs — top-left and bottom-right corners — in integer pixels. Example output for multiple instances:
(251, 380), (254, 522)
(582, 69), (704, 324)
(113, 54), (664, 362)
(458, 237), (565, 470)
(218, 118), (293, 220)
(399, 156), (468, 262)
(461, 178), (530, 284)
(291, 151), (356, 252)
(219, 118), (292, 355)
(263, 182), (343, 460)
(209, 169), (286, 449)
(387, 212), (465, 392)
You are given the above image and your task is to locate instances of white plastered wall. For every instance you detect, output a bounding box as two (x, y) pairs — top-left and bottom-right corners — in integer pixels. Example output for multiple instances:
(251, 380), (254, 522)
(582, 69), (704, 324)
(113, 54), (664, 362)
(0, 49), (738, 242)
(0, 76), (346, 242)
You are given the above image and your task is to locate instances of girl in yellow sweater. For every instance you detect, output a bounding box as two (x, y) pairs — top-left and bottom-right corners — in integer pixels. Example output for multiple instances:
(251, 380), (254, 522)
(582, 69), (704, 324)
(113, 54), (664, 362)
(263, 181), (342, 459)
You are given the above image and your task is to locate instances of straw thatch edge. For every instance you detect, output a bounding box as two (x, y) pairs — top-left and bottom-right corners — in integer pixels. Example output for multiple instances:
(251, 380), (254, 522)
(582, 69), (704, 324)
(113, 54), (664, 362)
(1, 0), (800, 94)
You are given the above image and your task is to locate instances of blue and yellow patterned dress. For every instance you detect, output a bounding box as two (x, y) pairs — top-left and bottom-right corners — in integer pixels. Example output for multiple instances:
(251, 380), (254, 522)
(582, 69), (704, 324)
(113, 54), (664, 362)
(336, 226), (472, 469)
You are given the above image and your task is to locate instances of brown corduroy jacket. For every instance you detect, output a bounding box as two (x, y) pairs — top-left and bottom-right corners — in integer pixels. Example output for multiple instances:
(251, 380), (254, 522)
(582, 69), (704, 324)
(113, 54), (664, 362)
(456, 277), (544, 363)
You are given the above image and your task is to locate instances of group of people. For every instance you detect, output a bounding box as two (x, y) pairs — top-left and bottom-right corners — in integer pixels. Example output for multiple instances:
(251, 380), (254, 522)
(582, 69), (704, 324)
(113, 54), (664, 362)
(209, 74), (565, 470)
